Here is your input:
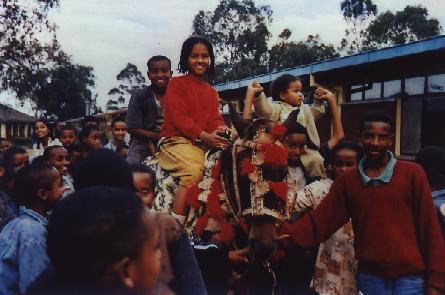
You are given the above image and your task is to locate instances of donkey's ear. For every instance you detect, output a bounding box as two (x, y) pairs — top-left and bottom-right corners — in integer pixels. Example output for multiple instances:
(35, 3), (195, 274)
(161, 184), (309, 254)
(228, 102), (250, 139)
(283, 109), (300, 128)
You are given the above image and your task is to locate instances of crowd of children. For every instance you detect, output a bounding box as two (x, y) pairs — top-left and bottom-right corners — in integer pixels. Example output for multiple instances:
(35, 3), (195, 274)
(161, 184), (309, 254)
(0, 34), (443, 295)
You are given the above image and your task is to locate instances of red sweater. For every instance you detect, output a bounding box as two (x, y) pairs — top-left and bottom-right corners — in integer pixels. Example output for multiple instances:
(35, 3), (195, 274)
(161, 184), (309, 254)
(284, 160), (445, 290)
(161, 75), (225, 140)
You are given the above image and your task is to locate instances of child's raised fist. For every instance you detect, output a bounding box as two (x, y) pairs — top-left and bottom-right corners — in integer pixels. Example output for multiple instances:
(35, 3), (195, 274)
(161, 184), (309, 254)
(314, 87), (335, 102)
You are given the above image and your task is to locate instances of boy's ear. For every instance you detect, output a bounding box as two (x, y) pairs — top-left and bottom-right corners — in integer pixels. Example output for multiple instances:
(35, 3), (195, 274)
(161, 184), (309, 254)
(112, 257), (136, 289)
(36, 189), (48, 201)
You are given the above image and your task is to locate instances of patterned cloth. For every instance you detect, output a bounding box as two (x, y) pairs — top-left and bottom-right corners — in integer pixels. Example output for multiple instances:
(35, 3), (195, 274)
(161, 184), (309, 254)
(290, 178), (358, 295)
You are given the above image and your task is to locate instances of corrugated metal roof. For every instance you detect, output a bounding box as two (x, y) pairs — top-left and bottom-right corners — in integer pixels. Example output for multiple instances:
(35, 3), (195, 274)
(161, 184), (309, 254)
(215, 35), (445, 91)
(0, 105), (37, 123)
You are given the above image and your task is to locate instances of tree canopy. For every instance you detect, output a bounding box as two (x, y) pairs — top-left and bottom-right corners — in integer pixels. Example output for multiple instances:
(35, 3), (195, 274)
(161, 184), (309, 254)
(193, 0), (272, 83)
(107, 63), (146, 111)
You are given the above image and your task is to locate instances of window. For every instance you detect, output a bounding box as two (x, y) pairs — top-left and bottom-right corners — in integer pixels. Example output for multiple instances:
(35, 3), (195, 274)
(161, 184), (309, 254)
(364, 82), (381, 99)
(383, 80), (401, 98)
(350, 84), (363, 101)
(428, 74), (445, 93)
(405, 77), (425, 95)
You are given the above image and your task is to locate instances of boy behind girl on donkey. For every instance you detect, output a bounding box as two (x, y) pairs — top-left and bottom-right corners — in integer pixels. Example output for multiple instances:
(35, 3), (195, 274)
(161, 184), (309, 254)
(126, 56), (173, 164)
(282, 112), (445, 295)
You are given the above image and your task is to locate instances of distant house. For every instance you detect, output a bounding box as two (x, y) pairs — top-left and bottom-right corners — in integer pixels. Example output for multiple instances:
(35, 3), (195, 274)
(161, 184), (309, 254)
(215, 35), (445, 158)
(0, 104), (37, 141)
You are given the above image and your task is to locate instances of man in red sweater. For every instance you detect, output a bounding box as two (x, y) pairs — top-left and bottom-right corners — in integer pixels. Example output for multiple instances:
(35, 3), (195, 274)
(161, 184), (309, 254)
(283, 112), (445, 294)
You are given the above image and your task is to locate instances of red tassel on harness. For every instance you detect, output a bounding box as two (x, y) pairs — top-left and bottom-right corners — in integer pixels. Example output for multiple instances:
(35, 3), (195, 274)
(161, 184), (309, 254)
(195, 215), (209, 236)
(207, 192), (225, 219)
(210, 179), (224, 195)
(211, 160), (221, 179)
(271, 123), (287, 138)
(259, 143), (288, 166)
(185, 184), (201, 209)
(219, 222), (235, 242)
(240, 158), (255, 176)
(269, 181), (288, 203)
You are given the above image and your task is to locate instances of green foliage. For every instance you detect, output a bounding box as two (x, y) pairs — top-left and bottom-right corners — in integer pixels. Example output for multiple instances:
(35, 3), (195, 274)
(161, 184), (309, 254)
(33, 52), (97, 120)
(365, 5), (442, 48)
(269, 32), (339, 71)
(107, 63), (146, 111)
(193, 0), (272, 83)
(0, 0), (60, 99)
(339, 0), (377, 54)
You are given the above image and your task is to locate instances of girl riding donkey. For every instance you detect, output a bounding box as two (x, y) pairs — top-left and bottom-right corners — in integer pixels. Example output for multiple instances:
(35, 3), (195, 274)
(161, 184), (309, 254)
(158, 35), (229, 225)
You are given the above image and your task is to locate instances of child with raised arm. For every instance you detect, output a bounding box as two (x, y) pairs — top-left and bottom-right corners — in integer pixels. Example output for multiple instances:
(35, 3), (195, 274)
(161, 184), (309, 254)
(243, 76), (338, 179)
(159, 35), (228, 224)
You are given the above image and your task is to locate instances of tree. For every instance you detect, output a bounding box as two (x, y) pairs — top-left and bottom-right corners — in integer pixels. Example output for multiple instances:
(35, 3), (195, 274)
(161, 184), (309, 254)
(107, 63), (146, 110)
(339, 0), (377, 54)
(193, 0), (272, 83)
(0, 0), (60, 100)
(364, 5), (442, 49)
(32, 51), (97, 120)
(269, 31), (339, 71)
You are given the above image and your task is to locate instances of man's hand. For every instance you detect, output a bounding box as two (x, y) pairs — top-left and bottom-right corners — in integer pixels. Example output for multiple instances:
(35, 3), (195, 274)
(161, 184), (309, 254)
(228, 248), (249, 263)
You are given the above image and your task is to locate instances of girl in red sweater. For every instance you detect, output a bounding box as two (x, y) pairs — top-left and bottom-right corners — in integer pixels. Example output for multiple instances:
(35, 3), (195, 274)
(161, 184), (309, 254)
(159, 36), (229, 224)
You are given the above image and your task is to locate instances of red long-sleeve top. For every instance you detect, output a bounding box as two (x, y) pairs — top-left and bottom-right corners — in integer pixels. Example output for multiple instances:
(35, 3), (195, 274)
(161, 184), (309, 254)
(283, 160), (445, 290)
(161, 75), (225, 140)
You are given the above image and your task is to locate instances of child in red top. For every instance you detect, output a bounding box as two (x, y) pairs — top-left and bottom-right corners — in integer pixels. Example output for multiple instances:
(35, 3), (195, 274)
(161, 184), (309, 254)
(159, 36), (228, 224)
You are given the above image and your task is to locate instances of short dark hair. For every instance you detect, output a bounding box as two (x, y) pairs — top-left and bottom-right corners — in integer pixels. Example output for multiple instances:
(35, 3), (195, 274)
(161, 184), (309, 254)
(57, 125), (78, 138)
(47, 186), (153, 281)
(67, 142), (87, 155)
(130, 164), (156, 189)
(416, 146), (445, 187)
(271, 74), (300, 101)
(147, 55), (171, 72)
(43, 145), (65, 161)
(14, 163), (58, 206)
(110, 116), (126, 128)
(4, 146), (27, 163)
(0, 158), (14, 190)
(359, 111), (393, 134)
(79, 124), (100, 141)
(178, 35), (215, 76)
(331, 140), (363, 163)
(73, 148), (134, 191)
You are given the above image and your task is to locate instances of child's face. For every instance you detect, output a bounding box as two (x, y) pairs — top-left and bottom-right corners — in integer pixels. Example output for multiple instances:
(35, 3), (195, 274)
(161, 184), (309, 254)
(13, 152), (29, 171)
(148, 60), (172, 91)
(83, 130), (102, 149)
(285, 133), (306, 167)
(332, 148), (358, 178)
(133, 172), (154, 207)
(49, 147), (70, 176)
(188, 43), (210, 77)
(35, 121), (50, 138)
(280, 80), (303, 107)
(112, 122), (127, 142)
(0, 141), (11, 153)
(59, 130), (77, 147)
(129, 211), (161, 291)
(360, 122), (392, 161)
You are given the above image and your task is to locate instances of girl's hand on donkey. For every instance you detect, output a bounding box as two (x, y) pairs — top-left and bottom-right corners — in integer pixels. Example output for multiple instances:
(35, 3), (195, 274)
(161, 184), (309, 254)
(199, 130), (229, 149)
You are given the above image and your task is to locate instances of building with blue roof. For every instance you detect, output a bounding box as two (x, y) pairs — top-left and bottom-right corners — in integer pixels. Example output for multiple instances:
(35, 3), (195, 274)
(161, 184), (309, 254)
(216, 35), (445, 157)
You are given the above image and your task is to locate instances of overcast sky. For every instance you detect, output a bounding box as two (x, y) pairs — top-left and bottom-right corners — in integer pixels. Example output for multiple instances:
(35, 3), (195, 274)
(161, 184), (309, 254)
(21, 0), (445, 111)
